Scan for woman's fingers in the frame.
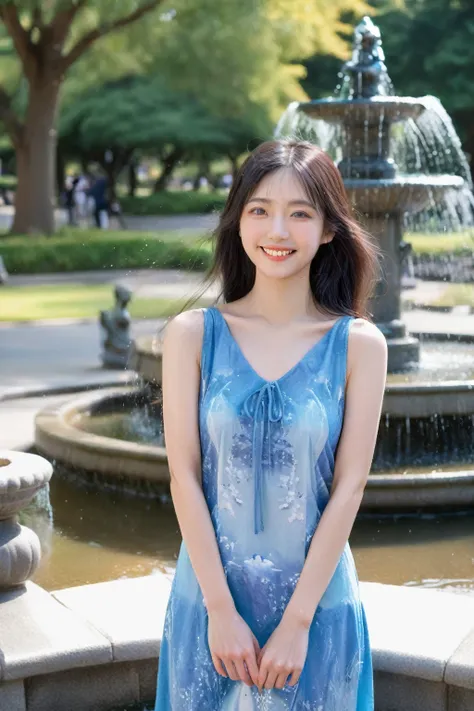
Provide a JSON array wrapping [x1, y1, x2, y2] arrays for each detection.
[[274, 671, 290, 689], [288, 667, 302, 687], [242, 651, 259, 687], [212, 654, 227, 678], [257, 663, 268, 693], [263, 666, 279, 690], [224, 660, 240, 682], [233, 658, 253, 687]]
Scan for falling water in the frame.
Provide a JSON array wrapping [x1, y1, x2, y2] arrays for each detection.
[[275, 42, 474, 236], [275, 101, 341, 162]]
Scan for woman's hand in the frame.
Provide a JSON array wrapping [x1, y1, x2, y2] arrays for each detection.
[[208, 604, 261, 687], [256, 612, 309, 691]]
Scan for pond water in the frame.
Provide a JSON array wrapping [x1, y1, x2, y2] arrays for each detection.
[[30, 476, 474, 596]]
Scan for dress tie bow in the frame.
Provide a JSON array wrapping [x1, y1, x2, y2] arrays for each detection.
[[243, 381, 285, 534]]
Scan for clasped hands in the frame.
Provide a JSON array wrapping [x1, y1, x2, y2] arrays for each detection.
[[208, 606, 309, 692]]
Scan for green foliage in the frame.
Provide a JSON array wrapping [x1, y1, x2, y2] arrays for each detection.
[[376, 0, 474, 111], [120, 191, 228, 216], [407, 230, 474, 256], [0, 174, 16, 189], [0, 229, 212, 274], [113, 0, 372, 125], [59, 75, 267, 160]]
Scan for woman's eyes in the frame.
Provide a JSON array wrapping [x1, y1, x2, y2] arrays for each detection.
[[249, 207, 310, 218]]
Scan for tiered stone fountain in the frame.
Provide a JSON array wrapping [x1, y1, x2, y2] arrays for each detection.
[[35, 17, 474, 512], [294, 16, 463, 372]]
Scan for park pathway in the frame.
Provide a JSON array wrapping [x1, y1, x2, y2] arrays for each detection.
[[0, 205, 218, 233]]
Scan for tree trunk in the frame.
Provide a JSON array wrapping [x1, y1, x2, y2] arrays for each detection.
[[229, 154, 240, 181], [11, 78, 60, 235], [98, 148, 133, 203], [154, 148, 183, 192], [56, 148, 65, 199], [128, 160, 137, 197]]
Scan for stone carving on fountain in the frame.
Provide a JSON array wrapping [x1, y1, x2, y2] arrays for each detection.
[[294, 16, 464, 372], [99, 285, 133, 369], [0, 452, 52, 590]]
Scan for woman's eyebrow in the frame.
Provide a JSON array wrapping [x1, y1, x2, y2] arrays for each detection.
[[247, 197, 316, 208]]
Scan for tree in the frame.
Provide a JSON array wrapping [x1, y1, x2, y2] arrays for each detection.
[[59, 75, 272, 194], [374, 0, 474, 176], [141, 0, 372, 125], [1, 0, 372, 234], [0, 1, 162, 234]]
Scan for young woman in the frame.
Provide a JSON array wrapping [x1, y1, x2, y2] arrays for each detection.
[[155, 140, 387, 711]]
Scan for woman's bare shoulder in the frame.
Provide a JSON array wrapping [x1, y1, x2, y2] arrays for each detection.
[[348, 317, 387, 361], [163, 308, 207, 353]]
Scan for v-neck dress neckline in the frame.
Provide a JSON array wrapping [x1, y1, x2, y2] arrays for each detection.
[[210, 306, 349, 385]]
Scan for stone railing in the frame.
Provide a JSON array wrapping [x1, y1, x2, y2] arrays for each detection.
[[1, 451, 473, 711], [0, 575, 473, 711]]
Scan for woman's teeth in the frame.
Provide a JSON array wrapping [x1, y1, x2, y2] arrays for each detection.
[[261, 247, 294, 257]]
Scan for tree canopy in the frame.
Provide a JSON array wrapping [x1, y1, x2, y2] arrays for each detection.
[[0, 0, 379, 233], [0, 0, 163, 233]]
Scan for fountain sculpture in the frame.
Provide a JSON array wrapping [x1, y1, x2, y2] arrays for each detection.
[[279, 16, 464, 372], [99, 285, 133, 369]]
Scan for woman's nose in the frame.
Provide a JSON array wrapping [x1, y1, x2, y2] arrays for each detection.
[[269, 217, 289, 240]]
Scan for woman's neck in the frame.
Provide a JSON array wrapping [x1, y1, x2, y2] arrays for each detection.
[[243, 270, 322, 326]]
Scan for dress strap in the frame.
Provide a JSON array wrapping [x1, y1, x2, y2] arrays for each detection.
[[320, 315, 354, 397], [200, 307, 217, 399]]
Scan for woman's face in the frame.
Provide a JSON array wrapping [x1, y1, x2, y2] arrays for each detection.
[[239, 168, 332, 280]]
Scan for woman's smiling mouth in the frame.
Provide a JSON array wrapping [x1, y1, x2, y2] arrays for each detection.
[[260, 246, 296, 261]]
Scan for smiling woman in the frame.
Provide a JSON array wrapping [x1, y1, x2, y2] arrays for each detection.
[[154, 140, 387, 711]]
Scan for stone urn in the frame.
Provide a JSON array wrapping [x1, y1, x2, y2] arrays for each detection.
[[0, 451, 53, 590]]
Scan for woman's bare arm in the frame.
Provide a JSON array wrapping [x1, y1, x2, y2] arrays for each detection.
[[283, 319, 387, 625], [162, 309, 232, 611], [162, 309, 260, 686], [256, 319, 387, 691]]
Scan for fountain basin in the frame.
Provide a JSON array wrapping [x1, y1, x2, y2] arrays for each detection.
[[298, 96, 426, 124], [35, 388, 168, 497], [345, 176, 464, 214], [385, 381, 474, 418], [131, 335, 474, 412], [35, 386, 474, 512]]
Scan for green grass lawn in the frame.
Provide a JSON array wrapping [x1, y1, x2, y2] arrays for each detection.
[[0, 284, 211, 321], [431, 283, 474, 308], [3, 279, 474, 322], [406, 230, 474, 254], [0, 226, 208, 244]]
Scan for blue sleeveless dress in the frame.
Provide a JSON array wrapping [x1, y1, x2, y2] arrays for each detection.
[[155, 307, 374, 711]]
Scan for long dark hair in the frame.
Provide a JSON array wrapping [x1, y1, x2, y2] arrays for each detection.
[[203, 139, 379, 318]]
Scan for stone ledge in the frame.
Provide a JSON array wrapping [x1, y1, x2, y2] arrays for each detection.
[[53, 574, 171, 663], [1, 576, 474, 711], [374, 670, 447, 711], [25, 661, 140, 711], [0, 680, 26, 711], [0, 582, 112, 682], [362, 582, 474, 682], [445, 626, 474, 691]]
